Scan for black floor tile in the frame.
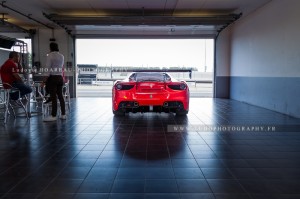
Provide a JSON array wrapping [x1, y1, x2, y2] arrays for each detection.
[[176, 179, 212, 193], [56, 167, 91, 179], [238, 179, 281, 194], [85, 168, 118, 180], [145, 193, 180, 199], [145, 168, 175, 179], [120, 158, 147, 168], [38, 193, 75, 199], [173, 168, 204, 179], [229, 168, 264, 179], [1, 193, 40, 199], [145, 179, 178, 193], [171, 158, 199, 168], [42, 179, 83, 193], [8, 177, 52, 194], [77, 179, 113, 193], [116, 167, 146, 179], [201, 168, 235, 179], [109, 193, 144, 199], [0, 167, 34, 178], [180, 193, 215, 199], [66, 158, 97, 167], [73, 193, 109, 199], [0, 177, 23, 194], [146, 159, 172, 168], [111, 179, 145, 193], [207, 179, 246, 193], [196, 158, 226, 168], [214, 193, 252, 199], [250, 194, 283, 199], [1, 98, 300, 197], [94, 158, 122, 168], [220, 158, 251, 168]]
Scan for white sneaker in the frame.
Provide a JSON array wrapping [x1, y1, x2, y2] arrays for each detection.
[[43, 116, 57, 122], [60, 115, 67, 120]]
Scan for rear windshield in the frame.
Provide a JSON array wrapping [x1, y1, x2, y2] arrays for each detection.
[[130, 72, 170, 82]]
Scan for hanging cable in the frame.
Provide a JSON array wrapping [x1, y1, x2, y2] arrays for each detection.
[[43, 12, 73, 36], [0, 18, 30, 33], [1, 1, 53, 29]]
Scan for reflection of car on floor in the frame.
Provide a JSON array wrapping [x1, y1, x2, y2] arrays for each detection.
[[112, 72, 189, 116]]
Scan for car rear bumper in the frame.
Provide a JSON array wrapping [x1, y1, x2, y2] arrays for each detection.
[[113, 90, 189, 113], [116, 101, 187, 113]]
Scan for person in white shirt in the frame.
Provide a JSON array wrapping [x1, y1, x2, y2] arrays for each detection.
[[41, 42, 66, 122]]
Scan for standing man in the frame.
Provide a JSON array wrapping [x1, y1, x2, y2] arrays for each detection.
[[41, 42, 66, 122], [0, 51, 32, 100]]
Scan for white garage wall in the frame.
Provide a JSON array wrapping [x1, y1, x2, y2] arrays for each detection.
[[33, 29, 74, 68], [215, 27, 231, 98], [228, 0, 300, 118], [0, 49, 10, 66], [32, 28, 76, 97]]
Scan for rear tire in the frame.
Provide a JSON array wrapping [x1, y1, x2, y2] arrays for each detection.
[[113, 109, 125, 116], [176, 110, 188, 116]]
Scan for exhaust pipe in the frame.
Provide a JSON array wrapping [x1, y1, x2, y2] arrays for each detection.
[[134, 102, 139, 107], [163, 102, 168, 107]]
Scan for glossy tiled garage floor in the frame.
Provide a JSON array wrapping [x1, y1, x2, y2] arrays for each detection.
[[1, 98, 300, 199]]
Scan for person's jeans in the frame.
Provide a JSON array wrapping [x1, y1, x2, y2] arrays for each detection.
[[47, 75, 66, 117], [10, 82, 33, 100]]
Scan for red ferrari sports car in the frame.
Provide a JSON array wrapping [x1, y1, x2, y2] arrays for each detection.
[[112, 72, 189, 116]]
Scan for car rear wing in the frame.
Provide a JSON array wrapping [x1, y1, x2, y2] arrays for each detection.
[[111, 68, 192, 73], [111, 68, 193, 79]]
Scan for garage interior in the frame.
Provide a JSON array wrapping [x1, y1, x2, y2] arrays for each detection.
[[1, 0, 300, 198]]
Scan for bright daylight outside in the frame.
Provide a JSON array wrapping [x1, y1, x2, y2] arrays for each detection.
[[76, 39, 214, 97]]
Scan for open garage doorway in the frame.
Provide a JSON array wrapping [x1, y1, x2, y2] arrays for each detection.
[[75, 39, 214, 97]]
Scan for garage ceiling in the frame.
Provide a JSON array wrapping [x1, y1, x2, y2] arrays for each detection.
[[0, 0, 272, 38]]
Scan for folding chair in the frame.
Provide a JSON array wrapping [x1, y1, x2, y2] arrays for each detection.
[[0, 84, 10, 123], [0, 82, 29, 123], [38, 80, 70, 119], [63, 79, 71, 111]]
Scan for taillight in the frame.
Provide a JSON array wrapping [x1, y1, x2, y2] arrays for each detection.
[[115, 84, 134, 90], [168, 83, 187, 90], [116, 84, 122, 90], [179, 83, 187, 90]]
